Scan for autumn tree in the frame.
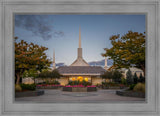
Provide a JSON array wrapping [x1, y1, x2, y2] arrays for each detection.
[[15, 37, 52, 84], [102, 31, 145, 75]]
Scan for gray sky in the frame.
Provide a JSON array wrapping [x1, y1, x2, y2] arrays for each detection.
[[14, 14, 145, 65]]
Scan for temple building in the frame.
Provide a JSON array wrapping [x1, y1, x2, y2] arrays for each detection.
[[56, 28, 107, 85], [22, 28, 144, 85]]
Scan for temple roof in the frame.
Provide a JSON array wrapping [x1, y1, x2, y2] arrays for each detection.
[[57, 66, 106, 75], [70, 56, 89, 66]]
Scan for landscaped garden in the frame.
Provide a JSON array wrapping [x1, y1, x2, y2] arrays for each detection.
[[15, 83, 44, 97], [100, 69, 127, 89], [116, 69, 145, 98]]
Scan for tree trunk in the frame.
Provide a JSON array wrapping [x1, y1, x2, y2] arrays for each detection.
[[16, 73, 20, 85]]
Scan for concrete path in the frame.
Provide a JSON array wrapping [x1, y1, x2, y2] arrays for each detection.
[[15, 89, 145, 103]]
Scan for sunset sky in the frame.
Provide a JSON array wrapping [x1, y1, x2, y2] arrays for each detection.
[[14, 14, 145, 65]]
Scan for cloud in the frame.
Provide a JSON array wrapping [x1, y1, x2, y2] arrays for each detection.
[[15, 15, 64, 40]]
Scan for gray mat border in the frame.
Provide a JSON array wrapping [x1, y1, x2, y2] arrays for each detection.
[[0, 0, 159, 116]]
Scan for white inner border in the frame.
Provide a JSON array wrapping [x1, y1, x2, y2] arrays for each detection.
[[0, 0, 159, 116]]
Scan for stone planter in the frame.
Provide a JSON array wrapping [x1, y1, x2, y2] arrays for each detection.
[[72, 87, 87, 92], [63, 87, 72, 92], [15, 90, 44, 98], [87, 87, 97, 92], [116, 90, 145, 98]]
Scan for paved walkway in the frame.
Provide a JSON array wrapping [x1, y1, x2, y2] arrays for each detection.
[[15, 89, 145, 103]]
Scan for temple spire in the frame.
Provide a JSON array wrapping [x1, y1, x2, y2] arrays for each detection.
[[79, 27, 81, 48], [70, 27, 89, 66], [53, 49, 56, 70]]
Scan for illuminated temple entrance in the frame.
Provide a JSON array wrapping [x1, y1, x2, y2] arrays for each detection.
[[69, 76, 91, 82]]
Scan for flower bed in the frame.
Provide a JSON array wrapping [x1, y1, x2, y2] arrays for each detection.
[[63, 85, 97, 92], [36, 84, 63, 89], [102, 84, 127, 89]]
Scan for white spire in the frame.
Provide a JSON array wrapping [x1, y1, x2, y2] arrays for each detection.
[[70, 27, 89, 66], [104, 57, 108, 70], [53, 49, 56, 70], [79, 27, 81, 48]]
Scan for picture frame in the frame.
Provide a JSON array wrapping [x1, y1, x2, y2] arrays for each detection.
[[0, 0, 159, 116]]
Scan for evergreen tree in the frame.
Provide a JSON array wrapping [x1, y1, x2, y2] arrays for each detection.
[[139, 73, 145, 83], [133, 72, 138, 84], [126, 69, 133, 85]]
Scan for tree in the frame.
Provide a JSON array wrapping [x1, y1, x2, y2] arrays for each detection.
[[38, 69, 61, 82], [138, 73, 145, 83], [50, 69, 61, 79], [15, 37, 52, 84], [121, 77, 127, 85], [112, 70, 122, 83], [102, 31, 145, 75], [101, 71, 113, 80], [133, 72, 138, 84], [101, 70, 122, 83], [23, 69, 38, 84], [37, 69, 50, 79], [126, 69, 133, 85]]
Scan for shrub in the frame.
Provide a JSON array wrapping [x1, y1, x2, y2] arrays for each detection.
[[119, 84, 125, 89], [15, 84, 22, 92], [68, 81, 73, 85], [129, 84, 136, 90], [104, 82, 119, 87], [96, 83, 101, 87], [121, 78, 127, 85], [82, 80, 87, 86], [102, 82, 120, 87], [20, 84, 36, 91], [109, 82, 118, 87], [133, 83, 145, 93], [46, 80, 49, 84], [67, 80, 91, 86], [102, 82, 106, 85], [53, 80, 60, 85]]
